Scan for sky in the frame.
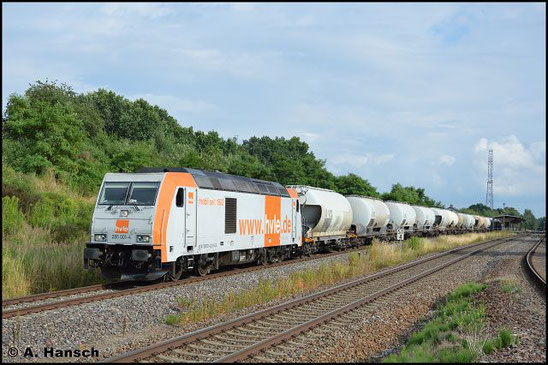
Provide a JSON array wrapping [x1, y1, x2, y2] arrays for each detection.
[[2, 3, 546, 217]]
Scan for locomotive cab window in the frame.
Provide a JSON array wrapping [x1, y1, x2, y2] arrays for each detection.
[[98, 182, 130, 205], [176, 188, 185, 207], [128, 183, 159, 205], [225, 198, 237, 233]]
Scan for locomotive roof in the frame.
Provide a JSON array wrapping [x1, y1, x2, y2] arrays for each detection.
[[136, 167, 290, 197]]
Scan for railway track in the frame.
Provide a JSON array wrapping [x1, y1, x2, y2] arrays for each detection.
[[525, 235, 546, 293], [103, 234, 523, 363], [1, 243, 375, 319]]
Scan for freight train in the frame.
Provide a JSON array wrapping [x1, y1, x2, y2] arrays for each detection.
[[84, 168, 493, 282]]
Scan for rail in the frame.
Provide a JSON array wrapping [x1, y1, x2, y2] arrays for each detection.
[[103, 234, 521, 363]]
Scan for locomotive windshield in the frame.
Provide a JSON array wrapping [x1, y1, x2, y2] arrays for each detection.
[[127, 182, 159, 205], [98, 182, 159, 206], [98, 182, 130, 205]]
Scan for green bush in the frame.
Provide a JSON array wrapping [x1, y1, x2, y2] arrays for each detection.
[[50, 223, 85, 243], [447, 282, 487, 301], [29, 198, 55, 228], [384, 343, 436, 363], [2, 166, 42, 214], [165, 314, 180, 325], [500, 279, 521, 294], [406, 236, 424, 250], [2, 196, 25, 237], [438, 347, 475, 363], [497, 328, 514, 348], [483, 339, 495, 354], [445, 332, 456, 343]]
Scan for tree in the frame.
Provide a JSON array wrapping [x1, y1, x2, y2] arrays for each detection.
[[335, 173, 379, 197], [522, 209, 538, 230], [537, 217, 546, 231], [3, 94, 86, 175], [381, 183, 443, 207]]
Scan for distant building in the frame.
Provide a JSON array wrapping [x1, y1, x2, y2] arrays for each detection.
[[447, 204, 459, 212], [493, 215, 523, 231]]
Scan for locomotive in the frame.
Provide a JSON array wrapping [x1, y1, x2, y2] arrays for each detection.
[[84, 167, 492, 282]]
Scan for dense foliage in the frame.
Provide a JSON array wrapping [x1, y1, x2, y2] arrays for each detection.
[[459, 203, 544, 231], [382, 183, 444, 208], [2, 81, 383, 198]]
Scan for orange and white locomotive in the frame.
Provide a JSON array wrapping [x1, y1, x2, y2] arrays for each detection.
[[85, 168, 302, 281]]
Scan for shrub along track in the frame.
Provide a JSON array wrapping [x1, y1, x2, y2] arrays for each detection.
[[2, 243, 379, 319], [525, 235, 546, 293], [102, 234, 523, 363]]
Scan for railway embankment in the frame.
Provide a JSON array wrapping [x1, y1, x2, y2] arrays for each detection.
[[1, 232, 530, 363], [373, 234, 546, 364]]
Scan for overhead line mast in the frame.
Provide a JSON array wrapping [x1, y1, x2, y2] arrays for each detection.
[[486, 149, 493, 209]]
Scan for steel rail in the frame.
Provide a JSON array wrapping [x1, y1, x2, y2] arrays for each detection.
[[216, 236, 510, 363], [2, 284, 106, 307], [103, 234, 520, 363], [1, 242, 374, 319], [525, 235, 546, 293]]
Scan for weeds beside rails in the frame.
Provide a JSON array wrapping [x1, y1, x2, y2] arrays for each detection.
[[167, 231, 513, 326], [383, 282, 519, 363], [2, 166, 102, 300]]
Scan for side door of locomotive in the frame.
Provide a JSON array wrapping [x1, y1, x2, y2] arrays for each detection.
[[185, 187, 197, 249], [292, 198, 300, 243], [171, 187, 187, 252]]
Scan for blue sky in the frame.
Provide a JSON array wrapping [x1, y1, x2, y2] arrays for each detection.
[[2, 3, 546, 216]]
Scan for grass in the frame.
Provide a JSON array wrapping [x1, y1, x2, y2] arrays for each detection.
[[2, 231, 103, 299], [167, 232, 512, 326], [2, 165, 102, 299], [383, 282, 519, 363], [500, 279, 521, 294]]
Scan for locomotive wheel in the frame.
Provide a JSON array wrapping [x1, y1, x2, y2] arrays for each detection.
[[171, 261, 184, 281], [196, 263, 209, 277], [257, 254, 268, 266]]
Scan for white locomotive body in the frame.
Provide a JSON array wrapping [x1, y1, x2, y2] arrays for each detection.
[[85, 168, 301, 281]]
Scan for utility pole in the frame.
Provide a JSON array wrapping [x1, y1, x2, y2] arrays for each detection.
[[486, 149, 493, 209]]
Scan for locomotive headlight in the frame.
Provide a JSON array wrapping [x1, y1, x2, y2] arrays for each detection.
[[137, 235, 151, 243], [94, 234, 107, 242]]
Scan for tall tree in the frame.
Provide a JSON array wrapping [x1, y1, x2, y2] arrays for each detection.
[[335, 173, 379, 197]]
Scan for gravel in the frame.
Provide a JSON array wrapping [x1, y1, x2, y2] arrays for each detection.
[[4, 235, 542, 364], [246, 235, 545, 363], [1, 248, 361, 363], [478, 236, 546, 363]]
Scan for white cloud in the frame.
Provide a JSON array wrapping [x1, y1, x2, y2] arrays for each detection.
[[432, 173, 444, 187], [371, 154, 395, 165], [439, 154, 456, 166], [473, 135, 545, 196], [129, 94, 216, 114], [170, 48, 281, 79], [229, 3, 256, 12], [101, 3, 174, 19], [331, 152, 394, 168], [300, 132, 320, 144]]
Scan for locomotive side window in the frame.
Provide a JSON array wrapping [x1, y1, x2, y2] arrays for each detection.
[[176, 188, 185, 207], [296, 201, 300, 212], [98, 182, 130, 205], [225, 198, 237, 233]]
